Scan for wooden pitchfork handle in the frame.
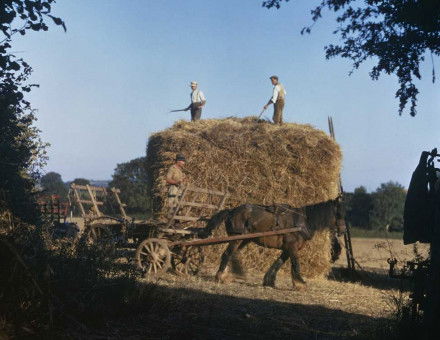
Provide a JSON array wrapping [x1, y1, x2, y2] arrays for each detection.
[[257, 108, 266, 119]]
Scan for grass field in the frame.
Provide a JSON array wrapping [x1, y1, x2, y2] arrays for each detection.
[[350, 227, 403, 240]]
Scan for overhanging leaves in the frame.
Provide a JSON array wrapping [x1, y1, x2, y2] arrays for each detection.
[[263, 0, 440, 116]]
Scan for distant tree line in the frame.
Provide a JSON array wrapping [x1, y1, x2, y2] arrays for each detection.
[[39, 173, 90, 197], [344, 181, 406, 231], [42, 164, 406, 228]]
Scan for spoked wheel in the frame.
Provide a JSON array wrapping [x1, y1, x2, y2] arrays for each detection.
[[84, 224, 116, 253], [172, 246, 205, 275], [135, 238, 171, 275]]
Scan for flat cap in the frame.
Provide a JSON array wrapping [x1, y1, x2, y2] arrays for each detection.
[[176, 154, 186, 161]]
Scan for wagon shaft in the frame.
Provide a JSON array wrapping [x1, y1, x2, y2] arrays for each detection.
[[170, 227, 303, 248]]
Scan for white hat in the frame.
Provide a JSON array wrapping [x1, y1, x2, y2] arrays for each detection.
[[190, 81, 198, 86]]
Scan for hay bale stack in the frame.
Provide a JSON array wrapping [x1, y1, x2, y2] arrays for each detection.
[[146, 117, 341, 278]]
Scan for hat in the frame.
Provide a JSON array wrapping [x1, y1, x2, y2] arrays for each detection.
[[269, 75, 279, 81], [190, 81, 198, 86], [176, 154, 186, 161]]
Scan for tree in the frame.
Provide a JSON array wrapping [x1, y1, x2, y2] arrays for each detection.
[[369, 181, 406, 230], [72, 178, 90, 186], [0, 1, 65, 222], [263, 0, 440, 116], [346, 186, 373, 229], [40, 172, 67, 198], [109, 157, 151, 214]]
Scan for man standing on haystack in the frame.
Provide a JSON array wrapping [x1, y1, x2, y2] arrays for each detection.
[[185, 81, 206, 121], [263, 75, 286, 125], [165, 154, 187, 219]]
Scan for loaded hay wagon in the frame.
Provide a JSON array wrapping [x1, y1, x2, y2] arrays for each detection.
[[73, 117, 346, 279], [144, 117, 344, 279]]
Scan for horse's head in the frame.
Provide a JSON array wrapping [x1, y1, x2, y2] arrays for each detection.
[[333, 195, 346, 236]]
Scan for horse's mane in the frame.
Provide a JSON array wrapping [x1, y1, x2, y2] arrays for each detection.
[[304, 199, 337, 231]]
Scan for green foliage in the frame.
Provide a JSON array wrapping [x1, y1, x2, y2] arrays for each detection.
[[370, 181, 406, 230], [0, 0, 65, 223], [350, 226, 403, 239], [109, 157, 151, 214], [345, 186, 373, 229], [72, 178, 90, 186], [345, 182, 406, 230], [263, 0, 440, 116], [40, 171, 68, 198]]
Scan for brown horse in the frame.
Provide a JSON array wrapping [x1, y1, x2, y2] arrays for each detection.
[[200, 198, 346, 289]]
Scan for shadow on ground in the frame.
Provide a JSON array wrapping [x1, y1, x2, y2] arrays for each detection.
[[328, 267, 411, 291], [87, 282, 390, 339]]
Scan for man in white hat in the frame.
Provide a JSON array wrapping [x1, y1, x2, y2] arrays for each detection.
[[185, 81, 206, 121], [263, 75, 286, 125]]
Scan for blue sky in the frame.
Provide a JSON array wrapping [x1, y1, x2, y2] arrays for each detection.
[[13, 0, 440, 192]]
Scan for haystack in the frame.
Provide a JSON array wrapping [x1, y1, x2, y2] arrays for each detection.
[[146, 117, 342, 278]]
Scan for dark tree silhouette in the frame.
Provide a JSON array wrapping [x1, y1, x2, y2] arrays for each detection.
[[40, 172, 68, 198], [0, 1, 65, 222], [345, 186, 373, 229], [72, 178, 90, 186], [369, 181, 406, 229], [263, 0, 440, 116], [109, 157, 151, 214]]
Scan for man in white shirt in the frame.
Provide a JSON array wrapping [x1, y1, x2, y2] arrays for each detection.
[[263, 75, 286, 125], [185, 81, 206, 121]]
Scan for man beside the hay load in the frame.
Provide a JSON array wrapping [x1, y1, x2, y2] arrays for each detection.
[[185, 81, 206, 121], [165, 154, 187, 219], [263, 75, 286, 125]]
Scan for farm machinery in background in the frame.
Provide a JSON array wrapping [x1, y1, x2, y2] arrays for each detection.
[[36, 194, 79, 239], [37, 194, 69, 223]]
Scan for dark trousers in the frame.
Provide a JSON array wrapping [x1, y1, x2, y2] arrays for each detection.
[[191, 108, 202, 121], [191, 102, 202, 121]]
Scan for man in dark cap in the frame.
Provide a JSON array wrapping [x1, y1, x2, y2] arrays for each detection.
[[263, 75, 286, 125], [165, 154, 187, 219]]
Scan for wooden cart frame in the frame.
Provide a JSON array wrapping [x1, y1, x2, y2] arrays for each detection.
[[70, 183, 130, 246], [69, 183, 305, 277]]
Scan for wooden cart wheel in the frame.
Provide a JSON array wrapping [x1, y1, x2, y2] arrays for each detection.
[[135, 238, 171, 274], [84, 224, 116, 253], [172, 246, 205, 275]]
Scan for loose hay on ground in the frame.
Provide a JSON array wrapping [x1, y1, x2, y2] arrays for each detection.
[[146, 117, 341, 278]]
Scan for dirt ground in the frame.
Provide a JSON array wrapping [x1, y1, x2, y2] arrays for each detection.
[[99, 237, 429, 339]]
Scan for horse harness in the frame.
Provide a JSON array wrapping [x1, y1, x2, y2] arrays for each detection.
[[262, 204, 309, 236]]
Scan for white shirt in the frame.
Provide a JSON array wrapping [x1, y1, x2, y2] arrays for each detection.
[[271, 84, 286, 103], [191, 89, 206, 103]]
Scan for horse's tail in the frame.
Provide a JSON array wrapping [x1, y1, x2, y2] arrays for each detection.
[[198, 209, 230, 238]]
